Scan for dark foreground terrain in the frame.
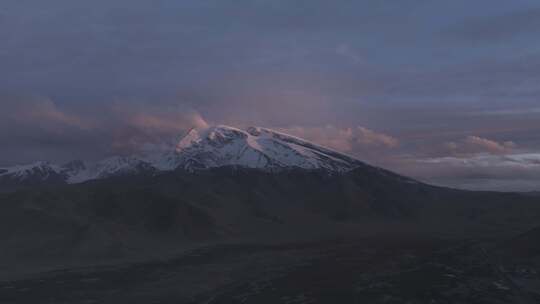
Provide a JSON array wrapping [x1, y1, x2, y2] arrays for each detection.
[[1, 234, 540, 304], [1, 168, 540, 303]]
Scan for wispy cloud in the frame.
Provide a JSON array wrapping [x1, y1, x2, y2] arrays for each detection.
[[413, 153, 540, 191], [335, 44, 363, 64], [4, 96, 92, 130], [441, 136, 516, 156], [473, 108, 540, 116], [109, 102, 208, 153], [277, 125, 398, 152], [275, 125, 399, 166], [0, 95, 207, 164]]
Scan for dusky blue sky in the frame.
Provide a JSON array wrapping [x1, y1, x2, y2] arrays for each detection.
[[2, 0, 540, 190]]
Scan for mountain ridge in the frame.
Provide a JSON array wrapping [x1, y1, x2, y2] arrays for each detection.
[[0, 125, 368, 189]]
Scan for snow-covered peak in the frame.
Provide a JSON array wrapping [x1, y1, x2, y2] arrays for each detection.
[[172, 125, 362, 172], [176, 125, 247, 151], [0, 161, 62, 181], [0, 157, 154, 185], [0, 125, 365, 187], [67, 156, 155, 184]]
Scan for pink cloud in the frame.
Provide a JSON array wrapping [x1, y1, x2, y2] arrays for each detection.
[[109, 103, 208, 153], [6, 97, 91, 130], [355, 127, 399, 148], [464, 136, 515, 154], [277, 125, 398, 153], [0, 95, 210, 157], [443, 136, 516, 156], [125, 112, 208, 134]]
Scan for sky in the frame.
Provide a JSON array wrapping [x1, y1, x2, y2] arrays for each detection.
[[1, 0, 540, 191]]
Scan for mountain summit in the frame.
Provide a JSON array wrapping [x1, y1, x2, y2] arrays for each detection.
[[0, 125, 364, 188], [172, 125, 362, 171]]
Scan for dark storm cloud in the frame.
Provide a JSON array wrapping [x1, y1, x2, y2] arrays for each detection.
[[1, 0, 540, 190]]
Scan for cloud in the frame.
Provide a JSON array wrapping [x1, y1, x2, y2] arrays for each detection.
[[2, 96, 91, 130], [0, 95, 207, 165], [410, 153, 540, 191], [277, 126, 355, 152], [367, 134, 531, 191], [355, 127, 399, 148], [440, 136, 515, 157], [0, 95, 104, 165], [109, 103, 208, 153], [473, 107, 540, 116], [464, 136, 515, 154], [275, 125, 398, 163], [335, 44, 363, 64], [1, 1, 540, 191]]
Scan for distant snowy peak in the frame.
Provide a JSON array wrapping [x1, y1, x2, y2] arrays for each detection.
[[0, 161, 64, 182], [172, 125, 363, 172], [0, 125, 365, 186], [67, 156, 155, 184], [0, 157, 154, 185]]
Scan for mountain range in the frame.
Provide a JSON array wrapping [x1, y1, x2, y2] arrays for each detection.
[[1, 126, 539, 246], [2, 125, 540, 303], [0, 125, 369, 191]]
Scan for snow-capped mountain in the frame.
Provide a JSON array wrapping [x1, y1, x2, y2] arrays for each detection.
[[171, 125, 363, 171], [0, 125, 364, 187], [0, 157, 154, 188], [66, 156, 156, 184], [0, 161, 66, 183]]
